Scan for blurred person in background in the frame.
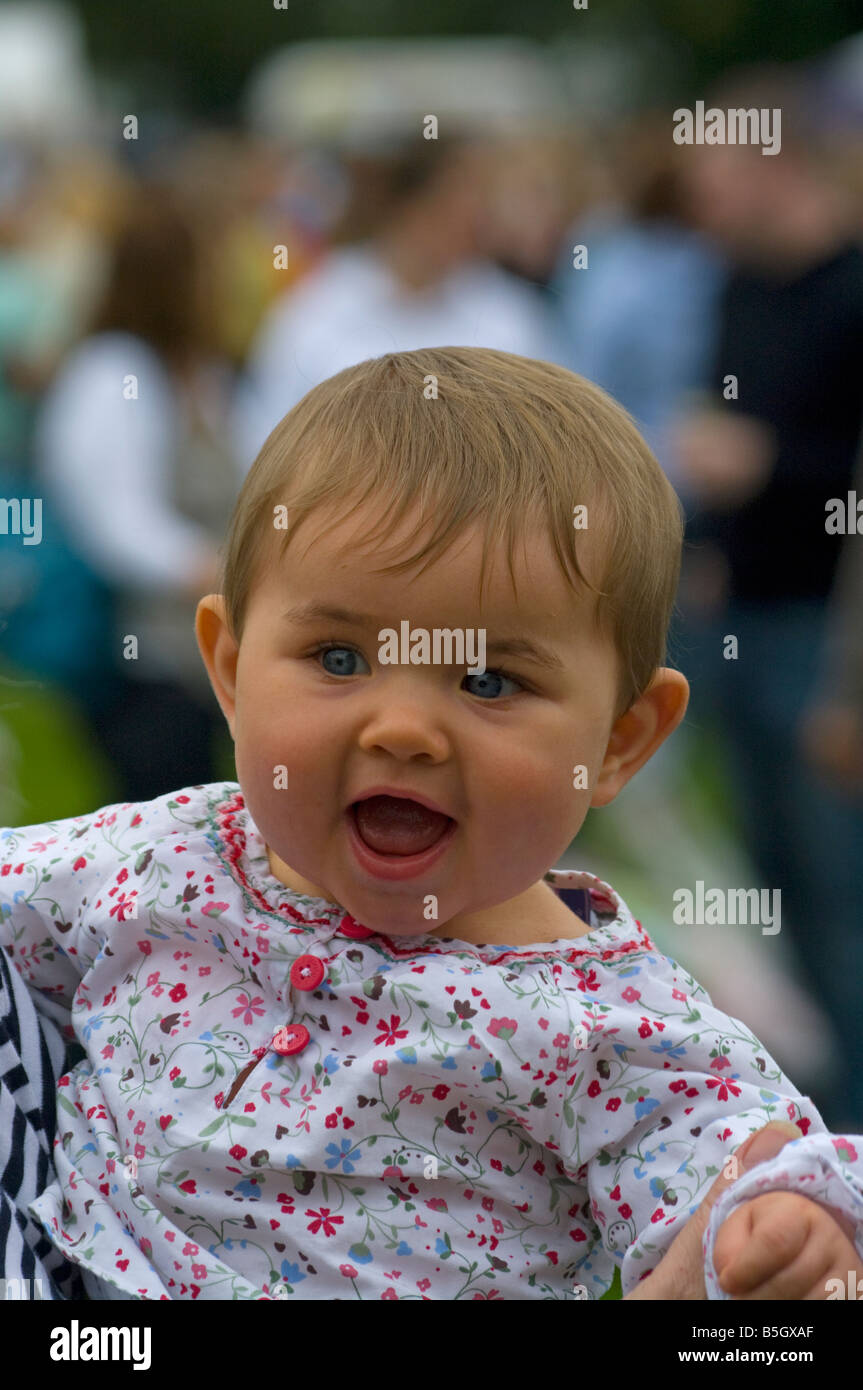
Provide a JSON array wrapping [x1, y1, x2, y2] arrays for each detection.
[[234, 133, 563, 464], [548, 112, 833, 1094], [551, 115, 725, 492], [799, 440, 863, 797], [0, 138, 119, 722], [675, 64, 863, 1130], [481, 131, 583, 288], [34, 178, 241, 802], [150, 131, 340, 368]]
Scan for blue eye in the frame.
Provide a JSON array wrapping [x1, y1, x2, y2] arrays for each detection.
[[462, 669, 524, 700], [311, 642, 525, 698], [314, 643, 371, 677]]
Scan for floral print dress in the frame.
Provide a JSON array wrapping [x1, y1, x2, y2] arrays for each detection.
[[1, 782, 861, 1300]]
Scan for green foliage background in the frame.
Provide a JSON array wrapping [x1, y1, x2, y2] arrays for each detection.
[[76, 0, 862, 120]]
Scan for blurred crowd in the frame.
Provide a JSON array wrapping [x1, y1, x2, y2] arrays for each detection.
[[1, 40, 863, 1127]]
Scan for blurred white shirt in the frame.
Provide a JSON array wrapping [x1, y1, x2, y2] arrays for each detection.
[[233, 243, 562, 469]]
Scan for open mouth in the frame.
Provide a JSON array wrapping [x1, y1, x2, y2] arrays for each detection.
[[350, 794, 456, 858]]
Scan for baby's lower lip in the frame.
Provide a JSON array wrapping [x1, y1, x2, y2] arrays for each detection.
[[344, 805, 457, 882]]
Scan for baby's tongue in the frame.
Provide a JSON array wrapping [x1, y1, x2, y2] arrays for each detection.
[[354, 795, 451, 856]]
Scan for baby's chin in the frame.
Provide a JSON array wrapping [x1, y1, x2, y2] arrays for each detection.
[[265, 844, 449, 938]]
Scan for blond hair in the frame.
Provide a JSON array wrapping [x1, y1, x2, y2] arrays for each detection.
[[220, 347, 684, 720]]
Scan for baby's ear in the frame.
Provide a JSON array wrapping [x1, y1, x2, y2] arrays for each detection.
[[590, 668, 689, 807], [195, 594, 238, 738]]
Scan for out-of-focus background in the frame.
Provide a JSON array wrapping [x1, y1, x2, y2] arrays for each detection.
[[1, 0, 863, 1129]]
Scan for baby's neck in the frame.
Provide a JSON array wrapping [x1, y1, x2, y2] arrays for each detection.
[[431, 880, 592, 946]]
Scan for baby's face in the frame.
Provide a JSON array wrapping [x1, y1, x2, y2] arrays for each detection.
[[206, 500, 625, 939]]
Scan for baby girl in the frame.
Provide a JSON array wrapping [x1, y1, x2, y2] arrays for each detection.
[[2, 347, 862, 1300]]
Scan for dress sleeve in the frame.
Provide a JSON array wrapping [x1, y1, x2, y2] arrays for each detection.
[[0, 801, 136, 1040], [553, 943, 863, 1298]]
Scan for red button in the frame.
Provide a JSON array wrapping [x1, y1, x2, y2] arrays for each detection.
[[272, 1024, 310, 1056], [337, 915, 375, 939], [290, 955, 325, 991]]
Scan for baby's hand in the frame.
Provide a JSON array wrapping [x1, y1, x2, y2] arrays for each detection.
[[714, 1192, 861, 1299]]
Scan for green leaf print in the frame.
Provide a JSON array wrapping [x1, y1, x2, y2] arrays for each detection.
[[198, 1115, 227, 1137]]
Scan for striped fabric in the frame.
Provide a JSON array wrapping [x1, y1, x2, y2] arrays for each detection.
[[0, 948, 85, 1299]]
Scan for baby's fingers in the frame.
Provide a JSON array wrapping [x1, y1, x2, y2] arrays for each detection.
[[716, 1194, 810, 1296]]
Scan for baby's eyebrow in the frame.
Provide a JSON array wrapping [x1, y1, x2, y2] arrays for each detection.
[[281, 601, 375, 628], [483, 637, 564, 672], [282, 602, 565, 672]]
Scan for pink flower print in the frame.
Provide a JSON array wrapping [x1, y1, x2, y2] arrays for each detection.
[[231, 993, 266, 1026], [374, 1015, 409, 1047], [307, 1208, 344, 1237], [146, 972, 160, 989], [710, 1055, 732, 1071], [138, 940, 152, 955], [191, 1264, 207, 1280], [373, 1059, 388, 1075], [229, 1145, 247, 1160], [340, 1264, 358, 1278], [101, 1045, 115, 1059], [832, 1136, 858, 1162], [169, 983, 187, 1003], [621, 987, 640, 1003], [111, 892, 138, 922], [169, 1067, 181, 1081], [672, 988, 687, 1001], [417, 1278, 431, 1292], [553, 1033, 569, 1049], [705, 1077, 741, 1103], [433, 1084, 449, 1100], [575, 968, 600, 993], [488, 1018, 518, 1041]]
